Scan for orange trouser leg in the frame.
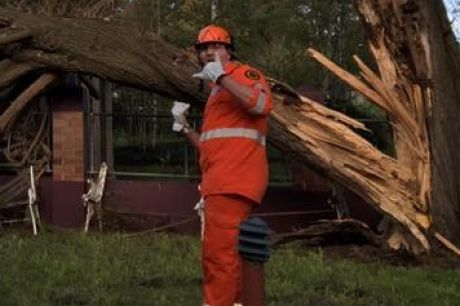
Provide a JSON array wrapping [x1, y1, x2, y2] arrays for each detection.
[[202, 194, 254, 306]]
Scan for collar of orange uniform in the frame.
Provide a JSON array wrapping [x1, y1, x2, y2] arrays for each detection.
[[224, 61, 240, 75], [208, 61, 240, 89]]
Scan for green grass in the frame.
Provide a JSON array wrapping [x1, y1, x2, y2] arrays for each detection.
[[267, 247, 460, 306], [1, 231, 459, 306]]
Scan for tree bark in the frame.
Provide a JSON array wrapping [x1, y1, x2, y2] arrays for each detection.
[[0, 8, 206, 102], [0, 5, 458, 253], [419, 0, 460, 243]]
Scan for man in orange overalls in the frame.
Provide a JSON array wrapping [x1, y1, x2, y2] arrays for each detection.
[[171, 25, 273, 306]]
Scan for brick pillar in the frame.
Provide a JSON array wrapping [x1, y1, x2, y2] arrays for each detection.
[[53, 98, 84, 182], [47, 81, 86, 228]]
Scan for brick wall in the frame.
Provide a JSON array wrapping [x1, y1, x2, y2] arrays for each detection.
[[52, 87, 85, 182]]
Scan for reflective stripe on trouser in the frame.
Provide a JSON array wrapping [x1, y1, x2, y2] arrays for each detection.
[[202, 194, 254, 306], [200, 128, 266, 146]]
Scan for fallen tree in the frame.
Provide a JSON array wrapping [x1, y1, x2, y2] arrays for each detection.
[[0, 0, 459, 254]]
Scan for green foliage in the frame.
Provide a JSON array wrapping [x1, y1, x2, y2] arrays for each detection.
[[216, 0, 369, 90], [1, 232, 460, 306], [121, 0, 369, 91], [122, 0, 211, 47]]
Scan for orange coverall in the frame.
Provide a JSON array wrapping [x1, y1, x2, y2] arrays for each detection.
[[199, 61, 273, 306]]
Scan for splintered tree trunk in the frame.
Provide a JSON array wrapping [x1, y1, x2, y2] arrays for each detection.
[[305, 0, 460, 252], [351, 0, 460, 249], [0, 4, 459, 253]]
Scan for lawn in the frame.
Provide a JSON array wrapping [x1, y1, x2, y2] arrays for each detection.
[[1, 230, 459, 306]]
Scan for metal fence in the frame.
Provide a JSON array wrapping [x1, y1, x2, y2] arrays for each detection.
[[0, 109, 392, 186]]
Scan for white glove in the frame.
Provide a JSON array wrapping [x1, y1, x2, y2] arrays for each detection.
[[192, 53, 226, 83], [171, 101, 190, 132]]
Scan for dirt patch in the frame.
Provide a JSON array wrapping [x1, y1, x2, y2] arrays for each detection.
[[273, 219, 460, 270]]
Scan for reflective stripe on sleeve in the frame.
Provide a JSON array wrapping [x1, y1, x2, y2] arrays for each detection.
[[200, 128, 266, 146], [248, 92, 267, 115], [248, 83, 267, 115]]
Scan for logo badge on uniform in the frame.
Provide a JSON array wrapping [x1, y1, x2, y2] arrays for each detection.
[[244, 69, 261, 81]]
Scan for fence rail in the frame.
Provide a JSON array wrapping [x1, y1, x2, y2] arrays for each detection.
[[0, 111, 391, 186]]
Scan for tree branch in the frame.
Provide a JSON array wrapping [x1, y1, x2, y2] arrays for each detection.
[[0, 73, 58, 133], [307, 48, 390, 113], [0, 27, 30, 45], [0, 60, 36, 89]]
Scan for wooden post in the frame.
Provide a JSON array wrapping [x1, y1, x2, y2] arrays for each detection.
[[239, 217, 271, 306], [241, 260, 266, 306]]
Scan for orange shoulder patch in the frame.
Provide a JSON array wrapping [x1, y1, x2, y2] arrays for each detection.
[[244, 69, 261, 81]]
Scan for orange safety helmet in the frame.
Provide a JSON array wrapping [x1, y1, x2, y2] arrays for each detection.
[[195, 25, 233, 49]]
